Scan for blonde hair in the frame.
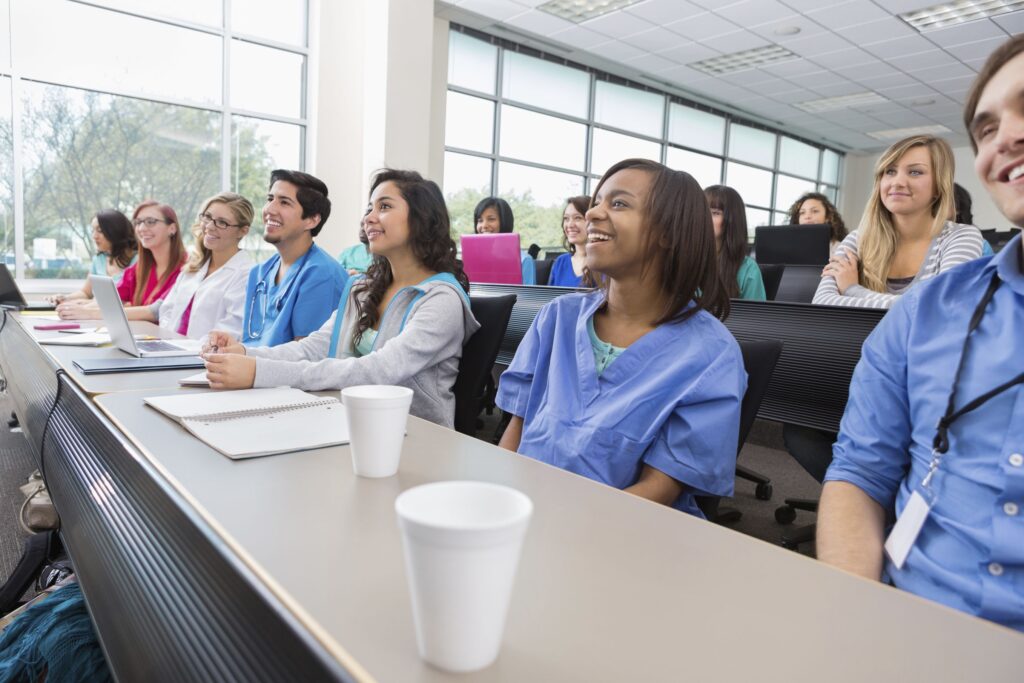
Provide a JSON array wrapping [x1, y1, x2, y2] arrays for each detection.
[[855, 135, 954, 292], [187, 192, 254, 273]]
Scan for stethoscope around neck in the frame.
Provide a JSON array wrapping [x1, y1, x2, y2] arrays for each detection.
[[246, 248, 313, 339]]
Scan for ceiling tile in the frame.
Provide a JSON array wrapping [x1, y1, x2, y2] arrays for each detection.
[[455, 0, 527, 20], [592, 39, 648, 61], [700, 29, 770, 53], [721, 68, 777, 86], [811, 80, 870, 97], [749, 14, 828, 42], [810, 47, 877, 70], [875, 83, 937, 99], [805, 1, 891, 30], [657, 65, 714, 84], [893, 49, 959, 72], [624, 0, 706, 24], [862, 34, 935, 59], [784, 31, 854, 58], [770, 86, 820, 101], [840, 16, 917, 45], [550, 25, 616, 50], [761, 58, 826, 77], [666, 11, 739, 40], [992, 11, 1024, 34], [689, 0, 747, 9], [925, 19, 1009, 48], [880, 0, 945, 12], [791, 69, 846, 88], [621, 27, 691, 52], [658, 41, 719, 63], [857, 72, 920, 89], [581, 9, 657, 37], [745, 77, 793, 95], [626, 52, 680, 73], [929, 74, 978, 91], [780, 0, 852, 11], [833, 60, 899, 81], [714, 0, 793, 26], [503, 9, 576, 35], [944, 36, 1010, 62], [907, 62, 975, 84]]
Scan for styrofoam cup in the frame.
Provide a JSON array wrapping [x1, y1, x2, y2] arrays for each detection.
[[341, 385, 413, 478], [395, 481, 533, 673]]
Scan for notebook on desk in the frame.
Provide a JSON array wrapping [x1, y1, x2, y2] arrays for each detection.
[[144, 387, 350, 459], [73, 356, 206, 374]]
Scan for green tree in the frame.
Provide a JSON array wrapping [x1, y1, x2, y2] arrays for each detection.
[[445, 186, 565, 252]]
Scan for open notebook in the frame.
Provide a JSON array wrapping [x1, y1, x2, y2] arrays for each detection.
[[144, 387, 349, 459]]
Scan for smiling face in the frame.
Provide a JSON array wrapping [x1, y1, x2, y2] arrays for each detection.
[[201, 201, 248, 253], [562, 202, 586, 246], [879, 145, 936, 218], [134, 206, 175, 252], [263, 180, 317, 246], [584, 168, 652, 279], [798, 198, 827, 224], [971, 51, 1024, 228], [475, 206, 501, 234], [364, 180, 412, 258], [710, 207, 724, 239], [91, 218, 111, 253]]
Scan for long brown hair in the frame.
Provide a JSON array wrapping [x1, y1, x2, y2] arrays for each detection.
[[786, 191, 847, 244], [705, 185, 747, 299], [592, 159, 729, 323], [351, 169, 469, 349], [94, 209, 137, 269], [131, 200, 186, 306]]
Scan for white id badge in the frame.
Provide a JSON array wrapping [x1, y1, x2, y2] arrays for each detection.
[[884, 491, 932, 570]]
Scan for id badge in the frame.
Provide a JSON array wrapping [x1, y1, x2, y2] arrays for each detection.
[[884, 490, 932, 570]]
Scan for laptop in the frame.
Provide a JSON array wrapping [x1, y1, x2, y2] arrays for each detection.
[[460, 233, 523, 285], [0, 264, 55, 311], [91, 274, 202, 357], [754, 224, 831, 266]]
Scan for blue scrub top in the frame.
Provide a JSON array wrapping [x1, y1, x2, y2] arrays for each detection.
[[242, 243, 347, 347], [521, 253, 536, 285], [548, 253, 583, 288], [497, 290, 746, 517]]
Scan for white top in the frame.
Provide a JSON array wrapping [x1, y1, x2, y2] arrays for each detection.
[[153, 250, 253, 339]]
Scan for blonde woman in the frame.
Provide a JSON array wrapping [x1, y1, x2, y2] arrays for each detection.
[[812, 135, 983, 309]]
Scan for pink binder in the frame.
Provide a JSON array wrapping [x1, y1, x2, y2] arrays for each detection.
[[460, 233, 523, 285]]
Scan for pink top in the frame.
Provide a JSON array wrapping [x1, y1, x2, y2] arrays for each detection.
[[116, 260, 184, 306]]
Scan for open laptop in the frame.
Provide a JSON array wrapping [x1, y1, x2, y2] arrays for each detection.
[[460, 233, 523, 285], [91, 274, 202, 357], [0, 264, 54, 311], [754, 224, 831, 266]]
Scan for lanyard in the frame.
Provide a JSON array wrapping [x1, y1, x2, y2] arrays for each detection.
[[922, 272, 1024, 490], [247, 248, 313, 340]]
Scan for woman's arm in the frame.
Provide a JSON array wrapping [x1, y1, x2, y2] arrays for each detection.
[[935, 223, 984, 274], [812, 235, 899, 309], [624, 466, 684, 506], [498, 415, 523, 452]]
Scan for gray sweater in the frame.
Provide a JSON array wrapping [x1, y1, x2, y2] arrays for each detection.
[[247, 276, 480, 428]]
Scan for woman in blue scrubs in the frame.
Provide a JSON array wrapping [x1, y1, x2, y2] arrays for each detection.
[[497, 159, 746, 517], [705, 185, 765, 300], [547, 195, 591, 288], [473, 197, 536, 285]]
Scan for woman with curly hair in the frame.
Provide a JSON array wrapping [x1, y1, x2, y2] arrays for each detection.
[[786, 191, 847, 256], [202, 169, 481, 429]]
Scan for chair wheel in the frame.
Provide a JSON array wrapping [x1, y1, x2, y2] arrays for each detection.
[[780, 539, 800, 551], [775, 506, 797, 524], [755, 482, 773, 501]]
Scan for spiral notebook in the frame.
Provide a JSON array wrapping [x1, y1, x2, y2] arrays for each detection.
[[144, 387, 349, 459]]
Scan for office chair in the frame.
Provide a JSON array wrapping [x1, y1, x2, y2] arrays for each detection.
[[758, 263, 785, 301], [699, 339, 783, 524], [452, 294, 516, 437], [773, 265, 822, 303], [534, 258, 554, 286]]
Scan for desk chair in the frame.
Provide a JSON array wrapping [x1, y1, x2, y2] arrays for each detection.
[[773, 265, 822, 303], [758, 264, 785, 301], [699, 339, 783, 524], [534, 259, 554, 286], [453, 294, 516, 437]]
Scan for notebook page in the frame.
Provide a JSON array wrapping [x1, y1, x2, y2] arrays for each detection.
[[145, 387, 326, 421]]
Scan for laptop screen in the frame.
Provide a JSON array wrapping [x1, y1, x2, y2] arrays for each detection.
[[460, 233, 523, 285], [0, 264, 28, 308]]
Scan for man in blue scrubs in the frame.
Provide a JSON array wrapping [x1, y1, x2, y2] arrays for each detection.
[[818, 34, 1024, 631], [242, 169, 347, 346]]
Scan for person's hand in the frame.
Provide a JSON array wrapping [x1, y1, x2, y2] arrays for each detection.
[[204, 353, 257, 390], [347, 268, 360, 276], [201, 330, 245, 357], [47, 293, 67, 305], [823, 252, 859, 294], [56, 301, 100, 320]]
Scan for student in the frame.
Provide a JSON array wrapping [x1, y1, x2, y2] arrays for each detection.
[[496, 159, 746, 517], [337, 220, 373, 275], [953, 182, 994, 256], [817, 34, 1024, 631], [56, 200, 186, 319], [241, 169, 347, 346], [705, 185, 765, 300], [473, 197, 536, 285], [548, 196, 590, 288], [786, 191, 847, 256], [812, 135, 984, 309], [52, 209, 137, 303], [145, 193, 254, 338], [202, 169, 480, 429]]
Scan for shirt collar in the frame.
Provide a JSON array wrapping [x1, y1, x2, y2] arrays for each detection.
[[990, 233, 1024, 296]]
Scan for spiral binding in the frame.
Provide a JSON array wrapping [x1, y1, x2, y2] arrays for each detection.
[[186, 397, 340, 424]]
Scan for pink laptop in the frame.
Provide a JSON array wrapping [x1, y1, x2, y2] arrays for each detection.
[[460, 233, 523, 285]]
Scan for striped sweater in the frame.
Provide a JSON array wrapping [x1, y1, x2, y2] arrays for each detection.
[[812, 221, 984, 309]]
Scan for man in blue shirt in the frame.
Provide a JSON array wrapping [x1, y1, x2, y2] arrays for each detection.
[[818, 34, 1024, 631], [242, 169, 347, 346]]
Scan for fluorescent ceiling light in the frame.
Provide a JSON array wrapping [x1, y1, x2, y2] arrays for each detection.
[[900, 0, 1024, 31], [794, 92, 888, 113], [689, 45, 798, 76], [866, 124, 952, 140], [538, 0, 644, 23]]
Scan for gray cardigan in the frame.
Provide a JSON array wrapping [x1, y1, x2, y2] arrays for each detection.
[[247, 275, 480, 428]]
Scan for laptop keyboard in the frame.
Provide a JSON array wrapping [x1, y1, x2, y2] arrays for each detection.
[[137, 340, 184, 353]]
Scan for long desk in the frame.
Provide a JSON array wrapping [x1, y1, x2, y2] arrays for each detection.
[[2, 307, 1023, 681]]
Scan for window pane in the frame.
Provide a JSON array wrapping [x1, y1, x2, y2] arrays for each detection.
[[821, 149, 841, 185], [0, 0, 9, 71], [590, 128, 660, 177], [594, 81, 663, 138], [500, 106, 586, 172], [0, 77, 12, 274], [728, 124, 776, 168], [666, 147, 722, 190], [445, 91, 493, 154], [448, 32, 496, 95], [232, 0, 306, 46], [746, 207, 771, 239], [774, 212, 789, 226], [775, 175, 816, 213], [668, 104, 724, 155], [779, 137, 819, 178], [725, 162, 772, 207], [231, 40, 305, 119], [90, 0, 222, 27], [498, 162, 583, 248], [819, 184, 838, 203], [14, 0, 222, 106], [444, 152, 491, 235], [21, 83, 221, 279], [502, 51, 589, 119]]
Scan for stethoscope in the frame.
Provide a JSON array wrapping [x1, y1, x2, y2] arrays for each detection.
[[246, 248, 313, 340]]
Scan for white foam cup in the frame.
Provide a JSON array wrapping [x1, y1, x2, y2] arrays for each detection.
[[341, 385, 413, 478], [395, 481, 533, 672]]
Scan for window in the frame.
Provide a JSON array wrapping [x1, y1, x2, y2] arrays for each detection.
[[448, 31, 497, 95], [668, 105, 724, 155], [500, 106, 586, 171], [729, 124, 776, 168], [443, 152, 491, 235], [594, 81, 663, 138], [502, 51, 588, 119], [446, 92, 494, 154], [779, 137, 819, 178], [590, 128, 660, 177], [666, 147, 722, 191], [774, 175, 817, 216], [1, 1, 310, 281], [726, 162, 772, 208], [497, 162, 583, 248]]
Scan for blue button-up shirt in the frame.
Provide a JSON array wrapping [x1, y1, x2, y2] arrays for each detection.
[[826, 234, 1024, 630]]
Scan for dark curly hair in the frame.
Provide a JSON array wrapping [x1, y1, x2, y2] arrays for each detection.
[[352, 169, 469, 349], [786, 191, 847, 244]]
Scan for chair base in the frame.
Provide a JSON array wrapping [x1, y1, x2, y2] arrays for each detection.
[[737, 465, 773, 501]]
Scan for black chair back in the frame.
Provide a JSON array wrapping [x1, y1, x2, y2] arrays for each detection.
[[453, 294, 517, 435], [534, 258, 554, 286], [774, 265, 822, 303], [758, 264, 785, 301], [737, 340, 783, 446]]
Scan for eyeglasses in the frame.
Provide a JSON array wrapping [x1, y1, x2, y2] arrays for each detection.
[[132, 217, 169, 228], [198, 212, 243, 231]]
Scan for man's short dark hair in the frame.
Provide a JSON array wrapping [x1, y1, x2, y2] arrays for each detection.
[[269, 169, 331, 237]]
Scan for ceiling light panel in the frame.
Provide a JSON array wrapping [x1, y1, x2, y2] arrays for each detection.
[[900, 0, 1024, 32], [794, 92, 889, 113], [538, 0, 644, 23], [866, 124, 952, 140], [689, 44, 798, 76]]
